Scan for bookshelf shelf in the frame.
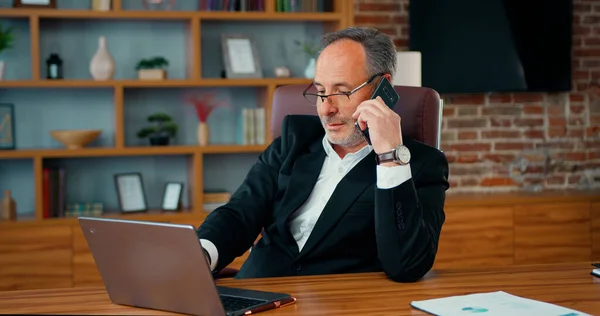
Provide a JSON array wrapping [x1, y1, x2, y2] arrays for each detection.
[[0, 0, 352, 224], [0, 80, 115, 88], [0, 9, 343, 22], [0, 145, 267, 159], [0, 208, 207, 227]]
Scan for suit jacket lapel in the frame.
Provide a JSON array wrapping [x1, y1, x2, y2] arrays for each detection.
[[297, 151, 376, 259], [275, 139, 326, 255]]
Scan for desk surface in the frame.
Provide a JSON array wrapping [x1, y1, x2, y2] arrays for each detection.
[[1, 262, 599, 315]]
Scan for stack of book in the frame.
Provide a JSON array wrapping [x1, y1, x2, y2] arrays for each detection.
[[203, 190, 231, 212], [42, 167, 65, 218], [241, 108, 266, 145], [65, 202, 104, 218]]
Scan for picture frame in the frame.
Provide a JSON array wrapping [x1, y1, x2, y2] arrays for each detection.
[[114, 172, 148, 213], [0, 104, 15, 150], [161, 182, 183, 211], [13, 0, 57, 8], [221, 34, 263, 79]]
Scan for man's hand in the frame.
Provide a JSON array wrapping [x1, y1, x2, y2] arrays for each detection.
[[353, 96, 403, 155]]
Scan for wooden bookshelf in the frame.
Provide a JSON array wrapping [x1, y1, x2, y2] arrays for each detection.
[[0, 0, 354, 224]]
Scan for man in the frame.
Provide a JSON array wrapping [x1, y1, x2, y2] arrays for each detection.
[[196, 27, 449, 282]]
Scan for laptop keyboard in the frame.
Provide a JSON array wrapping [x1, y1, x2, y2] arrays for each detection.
[[220, 294, 267, 312]]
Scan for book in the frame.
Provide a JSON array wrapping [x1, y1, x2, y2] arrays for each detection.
[[240, 107, 265, 145], [410, 291, 590, 316]]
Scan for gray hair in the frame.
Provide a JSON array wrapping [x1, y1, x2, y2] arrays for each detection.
[[321, 27, 397, 81]]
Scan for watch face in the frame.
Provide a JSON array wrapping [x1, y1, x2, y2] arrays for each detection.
[[395, 145, 411, 164]]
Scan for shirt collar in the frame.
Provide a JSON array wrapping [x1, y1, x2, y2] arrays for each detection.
[[321, 135, 373, 160]]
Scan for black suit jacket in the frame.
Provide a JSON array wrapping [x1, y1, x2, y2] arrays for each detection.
[[196, 114, 449, 282]]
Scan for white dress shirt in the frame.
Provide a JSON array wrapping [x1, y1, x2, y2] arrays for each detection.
[[201, 136, 412, 271]]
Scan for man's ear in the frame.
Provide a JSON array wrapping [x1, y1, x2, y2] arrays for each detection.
[[384, 73, 392, 82]]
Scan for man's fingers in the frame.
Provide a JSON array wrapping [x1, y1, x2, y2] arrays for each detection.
[[354, 100, 385, 119]]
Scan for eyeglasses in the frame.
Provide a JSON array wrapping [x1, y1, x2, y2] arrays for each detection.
[[302, 73, 385, 106]]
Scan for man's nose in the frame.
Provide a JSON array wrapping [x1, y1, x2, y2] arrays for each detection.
[[320, 97, 338, 114]]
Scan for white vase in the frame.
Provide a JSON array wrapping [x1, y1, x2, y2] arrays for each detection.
[[304, 57, 316, 79], [0, 61, 5, 80], [89, 36, 115, 80]]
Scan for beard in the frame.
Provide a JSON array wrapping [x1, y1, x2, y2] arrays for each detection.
[[320, 115, 365, 147]]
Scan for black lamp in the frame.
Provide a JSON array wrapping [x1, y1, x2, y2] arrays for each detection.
[[46, 53, 63, 79]]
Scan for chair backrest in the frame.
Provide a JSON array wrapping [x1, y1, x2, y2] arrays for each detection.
[[270, 84, 442, 148]]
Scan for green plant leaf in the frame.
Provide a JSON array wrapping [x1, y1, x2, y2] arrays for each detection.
[[0, 24, 15, 54], [136, 56, 169, 69], [148, 112, 173, 122], [136, 126, 157, 138], [138, 112, 178, 139]]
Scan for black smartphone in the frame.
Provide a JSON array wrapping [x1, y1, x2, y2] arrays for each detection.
[[355, 76, 400, 145]]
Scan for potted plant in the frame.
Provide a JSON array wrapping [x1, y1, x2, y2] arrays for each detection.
[[0, 23, 15, 81], [136, 112, 178, 146], [135, 56, 169, 80], [185, 92, 230, 146], [294, 39, 320, 78]]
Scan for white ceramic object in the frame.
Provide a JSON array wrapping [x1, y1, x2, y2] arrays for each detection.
[[89, 36, 115, 80], [274, 66, 290, 78], [304, 58, 315, 79]]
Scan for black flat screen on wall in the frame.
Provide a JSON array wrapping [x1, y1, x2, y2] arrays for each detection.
[[409, 0, 573, 94]]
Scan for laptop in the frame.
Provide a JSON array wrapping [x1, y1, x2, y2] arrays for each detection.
[[78, 216, 296, 316]]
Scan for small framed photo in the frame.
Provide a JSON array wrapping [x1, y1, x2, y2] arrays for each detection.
[[0, 104, 15, 150], [221, 34, 263, 79], [161, 182, 183, 211], [13, 0, 57, 8], [114, 172, 148, 213]]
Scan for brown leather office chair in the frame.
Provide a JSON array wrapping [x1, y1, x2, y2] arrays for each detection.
[[270, 84, 443, 148]]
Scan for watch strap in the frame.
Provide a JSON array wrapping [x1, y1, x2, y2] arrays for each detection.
[[376, 150, 396, 164]]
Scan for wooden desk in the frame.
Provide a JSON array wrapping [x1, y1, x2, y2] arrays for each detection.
[[1, 262, 599, 315]]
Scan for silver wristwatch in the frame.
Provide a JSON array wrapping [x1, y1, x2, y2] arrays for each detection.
[[375, 144, 411, 165]]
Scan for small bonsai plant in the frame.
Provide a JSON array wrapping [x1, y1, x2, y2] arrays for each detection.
[[136, 112, 178, 146], [135, 56, 169, 80]]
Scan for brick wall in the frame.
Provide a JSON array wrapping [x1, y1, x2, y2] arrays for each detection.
[[354, 0, 600, 193]]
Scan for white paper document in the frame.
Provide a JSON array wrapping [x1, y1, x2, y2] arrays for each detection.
[[411, 291, 590, 316]]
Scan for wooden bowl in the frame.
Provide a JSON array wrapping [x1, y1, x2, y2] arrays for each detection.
[[50, 129, 102, 149]]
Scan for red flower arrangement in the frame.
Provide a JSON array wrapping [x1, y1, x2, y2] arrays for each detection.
[[185, 92, 230, 123]]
